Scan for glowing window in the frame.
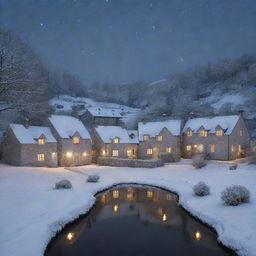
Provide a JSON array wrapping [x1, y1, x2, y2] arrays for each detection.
[[187, 130, 193, 136], [210, 144, 215, 153], [37, 154, 45, 161], [198, 144, 204, 152], [73, 137, 80, 144], [147, 148, 153, 155], [239, 130, 243, 136], [199, 130, 207, 137], [113, 137, 119, 143], [147, 190, 153, 198], [186, 145, 191, 151], [143, 135, 150, 141], [231, 145, 234, 152], [166, 147, 172, 153], [216, 130, 223, 136], [166, 194, 172, 201], [156, 135, 163, 141], [112, 150, 118, 157], [238, 145, 242, 152], [113, 190, 119, 198], [38, 138, 45, 145]]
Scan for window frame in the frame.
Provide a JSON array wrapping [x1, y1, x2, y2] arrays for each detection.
[[37, 153, 45, 161], [166, 147, 172, 153], [143, 135, 150, 141], [147, 148, 153, 155], [156, 135, 163, 141], [112, 149, 119, 157], [73, 136, 80, 144]]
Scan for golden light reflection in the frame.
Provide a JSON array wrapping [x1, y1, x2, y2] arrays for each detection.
[[113, 204, 119, 213], [101, 194, 106, 203], [127, 188, 134, 200], [147, 190, 153, 198], [195, 231, 202, 241], [113, 190, 119, 199], [162, 214, 167, 222], [66, 232, 74, 241]]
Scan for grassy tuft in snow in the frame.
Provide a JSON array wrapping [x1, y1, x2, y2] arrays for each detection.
[[193, 182, 210, 196]]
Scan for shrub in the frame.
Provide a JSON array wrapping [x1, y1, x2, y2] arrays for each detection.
[[55, 179, 72, 189], [87, 175, 100, 183], [229, 163, 238, 170], [159, 152, 175, 163], [192, 154, 207, 169], [221, 185, 250, 206], [193, 182, 210, 196]]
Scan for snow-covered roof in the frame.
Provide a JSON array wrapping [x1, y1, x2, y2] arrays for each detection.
[[95, 126, 138, 144], [87, 107, 122, 118], [49, 115, 91, 139], [183, 115, 240, 135], [138, 120, 181, 141], [9, 124, 57, 144]]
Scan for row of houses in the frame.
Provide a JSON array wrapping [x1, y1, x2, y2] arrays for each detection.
[[0, 108, 253, 167]]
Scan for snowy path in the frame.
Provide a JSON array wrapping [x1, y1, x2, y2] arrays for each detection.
[[0, 161, 255, 256]]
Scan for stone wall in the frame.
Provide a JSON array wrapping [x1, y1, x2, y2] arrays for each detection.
[[97, 157, 164, 168]]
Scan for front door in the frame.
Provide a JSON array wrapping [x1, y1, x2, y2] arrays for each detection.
[[152, 147, 159, 159]]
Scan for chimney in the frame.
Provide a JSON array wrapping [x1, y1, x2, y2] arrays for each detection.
[[23, 117, 30, 128]]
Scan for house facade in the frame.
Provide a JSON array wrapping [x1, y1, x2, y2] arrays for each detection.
[[92, 126, 138, 159], [182, 115, 251, 160], [80, 107, 123, 129], [47, 115, 92, 166], [2, 124, 58, 167], [138, 120, 182, 161]]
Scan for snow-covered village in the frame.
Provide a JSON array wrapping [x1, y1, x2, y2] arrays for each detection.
[[1, 1, 256, 256]]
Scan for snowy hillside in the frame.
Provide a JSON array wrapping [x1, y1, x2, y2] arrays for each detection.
[[50, 95, 140, 127]]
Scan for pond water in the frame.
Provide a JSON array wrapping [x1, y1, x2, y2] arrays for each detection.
[[45, 186, 231, 256]]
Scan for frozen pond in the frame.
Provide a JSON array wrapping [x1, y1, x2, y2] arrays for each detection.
[[45, 186, 231, 256]]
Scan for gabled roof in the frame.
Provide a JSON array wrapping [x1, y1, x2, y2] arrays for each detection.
[[95, 126, 138, 144], [87, 107, 122, 118], [138, 120, 181, 141], [182, 115, 240, 135], [48, 115, 91, 139], [9, 124, 56, 144]]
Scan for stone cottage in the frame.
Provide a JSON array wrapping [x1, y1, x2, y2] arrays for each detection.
[[138, 120, 182, 161], [2, 124, 58, 167], [47, 115, 92, 166], [92, 126, 138, 159], [80, 107, 123, 129], [182, 115, 251, 160]]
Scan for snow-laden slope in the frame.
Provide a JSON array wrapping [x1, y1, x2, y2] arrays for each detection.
[[50, 95, 140, 126], [0, 161, 256, 256]]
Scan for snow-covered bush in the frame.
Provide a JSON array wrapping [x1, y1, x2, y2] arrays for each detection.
[[55, 179, 72, 189], [221, 185, 250, 206], [229, 163, 238, 170], [159, 152, 175, 163], [87, 175, 100, 183], [192, 154, 207, 169], [193, 182, 210, 196]]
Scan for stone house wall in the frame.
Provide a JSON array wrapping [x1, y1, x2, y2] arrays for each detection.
[[138, 128, 181, 161]]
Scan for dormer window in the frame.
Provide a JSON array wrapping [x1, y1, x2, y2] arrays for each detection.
[[216, 130, 223, 136], [113, 137, 119, 144], [143, 135, 150, 141], [199, 130, 207, 137], [156, 135, 163, 141], [73, 137, 80, 144], [38, 138, 45, 145], [187, 130, 193, 137]]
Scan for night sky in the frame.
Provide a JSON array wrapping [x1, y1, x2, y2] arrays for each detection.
[[0, 0, 256, 84]]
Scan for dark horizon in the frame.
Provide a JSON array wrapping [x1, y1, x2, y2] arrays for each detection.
[[1, 0, 256, 85]]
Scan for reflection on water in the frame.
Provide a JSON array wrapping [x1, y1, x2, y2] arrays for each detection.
[[45, 186, 231, 256]]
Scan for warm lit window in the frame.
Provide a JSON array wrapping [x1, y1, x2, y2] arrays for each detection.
[[198, 144, 204, 152], [199, 130, 207, 137], [239, 130, 243, 136], [231, 145, 234, 152], [238, 145, 242, 152], [102, 149, 106, 156], [210, 144, 215, 153], [156, 135, 163, 141], [127, 149, 132, 157], [186, 145, 191, 151], [187, 130, 193, 136], [147, 190, 153, 198], [166, 194, 172, 201], [112, 150, 119, 157], [113, 137, 119, 143], [166, 147, 172, 153], [143, 135, 150, 141], [147, 148, 153, 155], [216, 130, 223, 136], [73, 137, 80, 144], [113, 190, 119, 198], [38, 138, 45, 145], [66, 151, 73, 157], [37, 154, 45, 161]]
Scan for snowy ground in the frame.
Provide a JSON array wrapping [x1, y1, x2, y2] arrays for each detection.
[[0, 160, 255, 256]]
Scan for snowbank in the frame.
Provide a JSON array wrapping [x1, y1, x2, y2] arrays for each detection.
[[0, 161, 255, 256]]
